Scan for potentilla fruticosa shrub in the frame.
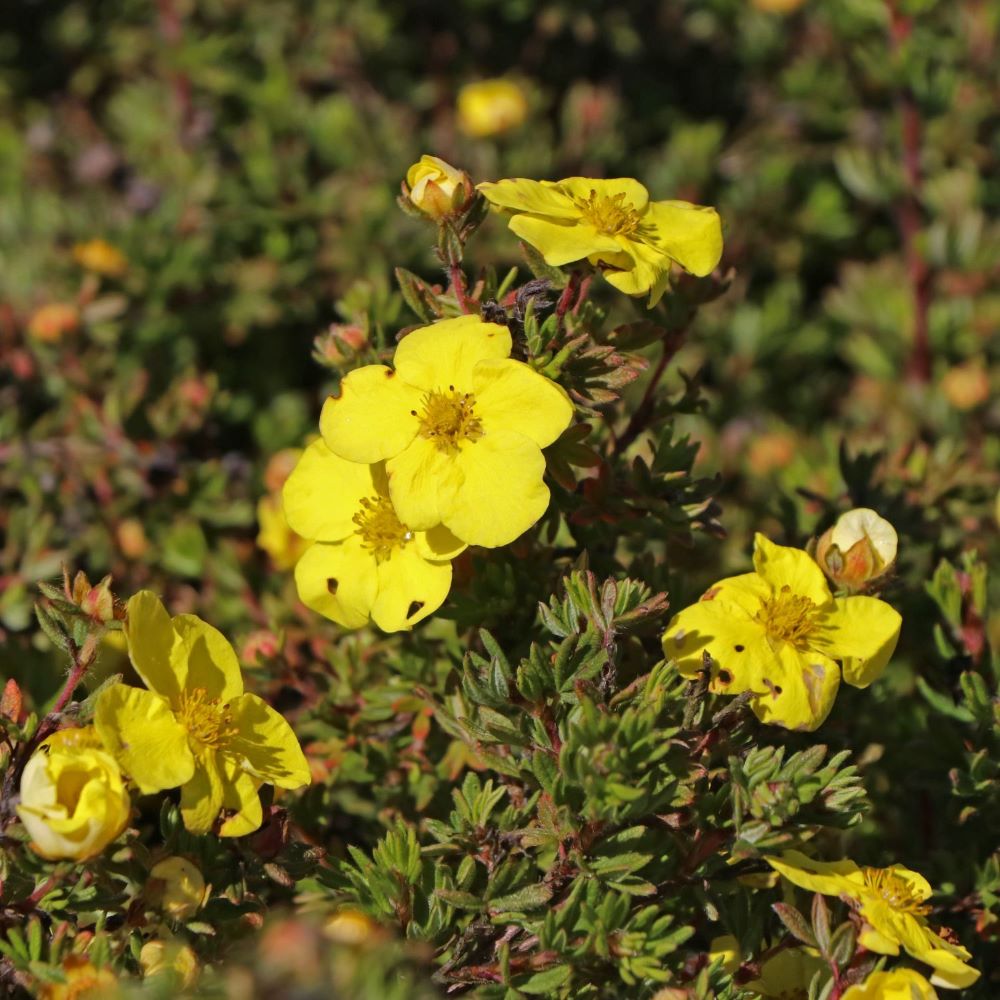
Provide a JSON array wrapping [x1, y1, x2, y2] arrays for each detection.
[[3, 135, 997, 1000]]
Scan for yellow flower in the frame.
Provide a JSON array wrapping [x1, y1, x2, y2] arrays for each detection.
[[284, 443, 463, 631], [319, 314, 574, 548], [766, 851, 980, 989], [149, 855, 206, 920], [257, 494, 309, 570], [404, 155, 472, 220], [324, 909, 382, 945], [457, 79, 528, 137], [17, 727, 130, 862], [72, 238, 128, 277], [842, 968, 939, 999], [816, 508, 898, 589], [39, 956, 119, 1000], [478, 176, 722, 305], [709, 935, 824, 997], [661, 534, 901, 730], [139, 939, 200, 989], [93, 592, 310, 837], [752, 0, 806, 12]]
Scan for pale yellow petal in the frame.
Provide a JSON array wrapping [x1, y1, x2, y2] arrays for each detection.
[[478, 177, 579, 217], [386, 436, 464, 532], [217, 763, 264, 838], [180, 753, 224, 835], [507, 214, 621, 266], [414, 523, 467, 562], [293, 537, 379, 630], [602, 239, 671, 300], [372, 545, 454, 632], [225, 693, 311, 789], [644, 199, 724, 276], [753, 534, 832, 606], [320, 365, 422, 464], [817, 596, 901, 688], [660, 598, 763, 683], [555, 176, 650, 213], [125, 591, 184, 702], [171, 614, 243, 702], [748, 646, 840, 732], [393, 316, 512, 392], [765, 851, 863, 898], [473, 358, 574, 447]]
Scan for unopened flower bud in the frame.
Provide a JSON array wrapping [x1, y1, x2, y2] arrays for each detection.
[[457, 79, 528, 138], [324, 909, 380, 946], [149, 856, 206, 920], [72, 238, 128, 278], [18, 727, 130, 862], [403, 155, 472, 221], [815, 508, 897, 588], [139, 939, 200, 988]]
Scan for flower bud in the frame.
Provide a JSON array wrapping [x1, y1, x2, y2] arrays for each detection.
[[402, 155, 472, 221], [149, 856, 206, 920], [72, 238, 128, 278], [139, 939, 200, 989], [815, 508, 898, 589], [28, 303, 79, 344], [17, 728, 130, 862], [323, 909, 380, 946], [457, 79, 528, 138]]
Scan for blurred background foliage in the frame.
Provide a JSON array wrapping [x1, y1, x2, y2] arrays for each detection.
[[1, 0, 999, 995]]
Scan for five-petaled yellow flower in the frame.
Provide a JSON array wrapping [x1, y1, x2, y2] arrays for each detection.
[[94, 592, 310, 837], [319, 315, 574, 548], [478, 176, 722, 306], [766, 851, 979, 990], [661, 533, 901, 731], [284, 442, 465, 631]]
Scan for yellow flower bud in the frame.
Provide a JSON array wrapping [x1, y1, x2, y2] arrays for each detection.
[[17, 727, 130, 862], [323, 909, 380, 946], [403, 155, 472, 221], [149, 856, 207, 920], [72, 238, 128, 278], [39, 955, 119, 1000], [139, 939, 200, 989], [815, 508, 898, 589], [457, 79, 528, 138]]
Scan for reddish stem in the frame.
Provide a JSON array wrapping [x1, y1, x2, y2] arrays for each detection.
[[449, 263, 471, 313], [613, 339, 676, 456], [50, 642, 92, 716]]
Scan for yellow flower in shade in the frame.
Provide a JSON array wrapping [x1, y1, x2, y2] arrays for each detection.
[[17, 727, 130, 862], [39, 956, 119, 1000], [709, 935, 824, 997], [815, 508, 898, 590], [457, 79, 528, 137], [257, 493, 309, 570], [93, 592, 310, 837], [139, 939, 200, 988], [766, 851, 980, 989], [319, 315, 574, 548], [72, 238, 128, 278], [404, 155, 472, 220], [149, 855, 206, 920], [284, 443, 463, 631], [478, 176, 722, 306], [842, 968, 939, 999], [661, 534, 901, 731]]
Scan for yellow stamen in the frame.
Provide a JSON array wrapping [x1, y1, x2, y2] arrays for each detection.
[[417, 388, 484, 453], [755, 587, 818, 648], [861, 868, 931, 916], [353, 495, 411, 561], [576, 190, 643, 237], [177, 687, 237, 749]]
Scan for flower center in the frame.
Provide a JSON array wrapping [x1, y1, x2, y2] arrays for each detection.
[[177, 687, 236, 749], [417, 388, 484, 453], [575, 190, 643, 237], [755, 587, 818, 647], [861, 868, 931, 916], [353, 495, 412, 561]]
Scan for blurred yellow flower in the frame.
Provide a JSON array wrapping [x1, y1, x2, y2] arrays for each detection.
[[709, 935, 824, 996], [72, 238, 128, 278], [39, 955, 119, 1000], [478, 175, 722, 305], [149, 855, 206, 919], [17, 727, 130, 862], [257, 493, 309, 570], [457, 79, 528, 137], [28, 303, 79, 343], [766, 851, 979, 989], [816, 508, 897, 590], [319, 315, 574, 548], [940, 359, 990, 411], [285, 443, 462, 631], [752, 0, 806, 12], [94, 591, 310, 836], [662, 533, 901, 730], [324, 909, 382, 945], [139, 939, 200, 988], [404, 155, 472, 220], [842, 968, 939, 999]]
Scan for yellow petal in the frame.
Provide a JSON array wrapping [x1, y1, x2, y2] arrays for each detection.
[[602, 239, 671, 301], [226, 693, 311, 788], [752, 534, 832, 606], [857, 925, 901, 956], [386, 436, 464, 532], [443, 429, 549, 547], [94, 685, 195, 794], [217, 764, 264, 838], [171, 614, 243, 702], [478, 177, 578, 217], [180, 753, 224, 835], [393, 316, 512, 392], [371, 544, 454, 631], [748, 646, 840, 732], [765, 850, 863, 898], [817, 596, 901, 688], [660, 598, 763, 682], [555, 176, 650, 213], [508, 214, 621, 266], [320, 365, 422, 464], [282, 440, 376, 542], [924, 949, 981, 989], [293, 537, 379, 630], [707, 572, 771, 615], [644, 200, 723, 276], [414, 523, 467, 562], [125, 591, 184, 702], [473, 358, 574, 447]]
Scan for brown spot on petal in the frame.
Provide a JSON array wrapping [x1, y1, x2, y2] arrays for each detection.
[[734, 644, 745, 652], [701, 587, 721, 602], [385, 369, 395, 378], [717, 669, 733, 685], [326, 578, 339, 595], [406, 600, 425, 620]]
